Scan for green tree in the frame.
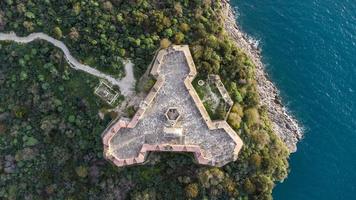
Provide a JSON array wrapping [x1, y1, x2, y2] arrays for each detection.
[[72, 2, 81, 15], [231, 103, 244, 117], [174, 2, 183, 16], [245, 88, 260, 107], [228, 112, 241, 129], [174, 32, 185, 44], [68, 27, 79, 41], [180, 23, 190, 32], [230, 82, 243, 103], [102, 1, 113, 12], [53, 27, 63, 39], [75, 166, 88, 178], [23, 21, 34, 31], [249, 153, 262, 169], [131, 188, 156, 200], [244, 108, 259, 127], [243, 178, 256, 194], [254, 175, 274, 194], [119, 48, 126, 57], [164, 28, 174, 38]]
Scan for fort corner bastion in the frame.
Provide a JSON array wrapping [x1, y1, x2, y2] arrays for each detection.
[[102, 45, 243, 167]]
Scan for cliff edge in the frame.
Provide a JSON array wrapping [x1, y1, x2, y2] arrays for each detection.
[[221, 0, 303, 152]]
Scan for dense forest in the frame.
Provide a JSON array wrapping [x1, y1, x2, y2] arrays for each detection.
[[0, 0, 289, 199]]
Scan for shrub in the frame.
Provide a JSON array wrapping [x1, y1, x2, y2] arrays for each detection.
[[143, 78, 155, 92], [53, 27, 63, 39], [223, 178, 237, 196], [75, 166, 88, 178], [251, 130, 270, 149], [249, 153, 262, 169], [174, 32, 185, 44], [160, 38, 171, 49], [174, 2, 183, 16], [198, 168, 225, 188], [126, 106, 136, 118], [229, 82, 243, 103], [231, 103, 244, 117], [180, 23, 190, 32], [244, 108, 260, 127], [185, 183, 199, 198], [102, 1, 113, 12], [228, 112, 241, 129], [245, 88, 260, 107], [254, 175, 274, 194], [243, 178, 256, 194], [131, 188, 156, 200], [216, 102, 227, 119], [68, 27, 79, 41], [164, 28, 174, 38]]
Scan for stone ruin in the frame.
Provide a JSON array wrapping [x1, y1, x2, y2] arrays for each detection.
[[94, 80, 119, 105]]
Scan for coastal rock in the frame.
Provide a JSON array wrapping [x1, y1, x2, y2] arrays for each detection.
[[221, 0, 303, 152]]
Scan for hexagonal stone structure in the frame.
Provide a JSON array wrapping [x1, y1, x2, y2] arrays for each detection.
[[165, 107, 181, 126]]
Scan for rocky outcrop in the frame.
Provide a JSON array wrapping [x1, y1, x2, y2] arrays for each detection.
[[221, 0, 303, 152]]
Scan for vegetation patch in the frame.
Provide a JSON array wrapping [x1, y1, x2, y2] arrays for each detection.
[[0, 0, 290, 199], [193, 77, 230, 120]]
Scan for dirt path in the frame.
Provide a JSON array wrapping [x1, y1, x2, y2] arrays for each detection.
[[0, 32, 135, 96]]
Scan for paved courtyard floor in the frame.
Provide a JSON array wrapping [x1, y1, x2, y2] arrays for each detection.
[[104, 46, 243, 167]]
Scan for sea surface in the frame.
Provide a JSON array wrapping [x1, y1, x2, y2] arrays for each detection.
[[230, 0, 356, 199]]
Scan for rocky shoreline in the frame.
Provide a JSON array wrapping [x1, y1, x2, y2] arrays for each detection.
[[221, 0, 303, 152]]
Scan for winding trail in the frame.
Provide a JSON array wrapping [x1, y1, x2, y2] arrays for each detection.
[[0, 32, 135, 96]]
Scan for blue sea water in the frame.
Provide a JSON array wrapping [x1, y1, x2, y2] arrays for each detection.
[[230, 0, 356, 199]]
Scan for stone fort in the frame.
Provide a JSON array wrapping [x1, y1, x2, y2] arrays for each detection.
[[102, 45, 243, 167]]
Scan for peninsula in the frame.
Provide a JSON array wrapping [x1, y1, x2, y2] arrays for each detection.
[[0, 0, 301, 199]]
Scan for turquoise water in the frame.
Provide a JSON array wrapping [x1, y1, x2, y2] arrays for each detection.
[[230, 0, 356, 199]]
